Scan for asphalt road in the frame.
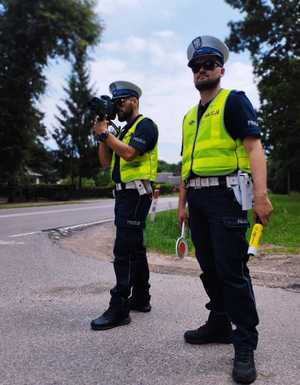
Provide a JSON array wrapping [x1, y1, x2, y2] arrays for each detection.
[[1, 199, 299, 385], [0, 196, 178, 240]]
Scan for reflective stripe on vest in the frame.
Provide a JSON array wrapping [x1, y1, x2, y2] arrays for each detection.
[[111, 115, 158, 183], [181, 89, 250, 182]]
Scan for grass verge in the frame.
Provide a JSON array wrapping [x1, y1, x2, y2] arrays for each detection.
[[145, 193, 300, 256]]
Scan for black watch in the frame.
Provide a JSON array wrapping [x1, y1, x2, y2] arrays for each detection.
[[97, 130, 109, 142]]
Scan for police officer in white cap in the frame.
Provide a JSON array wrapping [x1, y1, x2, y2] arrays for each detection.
[[178, 36, 273, 384], [91, 81, 158, 330]]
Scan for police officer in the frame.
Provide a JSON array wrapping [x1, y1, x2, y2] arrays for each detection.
[[91, 81, 158, 330], [178, 36, 273, 384]]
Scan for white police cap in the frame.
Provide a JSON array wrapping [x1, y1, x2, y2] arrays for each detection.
[[109, 81, 142, 100], [187, 35, 229, 67]]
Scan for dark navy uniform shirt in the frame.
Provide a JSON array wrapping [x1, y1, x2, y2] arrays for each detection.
[[112, 114, 158, 183], [222, 90, 261, 140], [182, 90, 261, 178]]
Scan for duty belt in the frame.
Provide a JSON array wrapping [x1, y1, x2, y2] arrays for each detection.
[[115, 181, 137, 191], [186, 175, 238, 189], [115, 180, 152, 195]]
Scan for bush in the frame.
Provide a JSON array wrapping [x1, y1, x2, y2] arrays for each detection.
[[0, 184, 113, 202], [95, 170, 112, 187], [81, 178, 96, 188], [156, 183, 177, 195], [60, 176, 96, 188]]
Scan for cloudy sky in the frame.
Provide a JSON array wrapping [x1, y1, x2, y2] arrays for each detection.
[[41, 0, 259, 163]]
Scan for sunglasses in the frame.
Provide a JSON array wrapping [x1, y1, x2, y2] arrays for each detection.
[[190, 59, 222, 74], [115, 97, 130, 106], [115, 96, 136, 106]]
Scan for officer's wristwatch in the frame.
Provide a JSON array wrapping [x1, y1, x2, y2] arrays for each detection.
[[97, 130, 109, 142]]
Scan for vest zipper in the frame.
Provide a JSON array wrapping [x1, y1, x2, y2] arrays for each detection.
[[188, 90, 222, 176], [189, 114, 200, 174], [190, 103, 207, 174]]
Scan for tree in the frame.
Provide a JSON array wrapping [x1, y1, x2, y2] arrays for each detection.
[[225, 0, 300, 193], [158, 160, 181, 174], [0, 0, 101, 201], [53, 46, 99, 188], [26, 140, 58, 184]]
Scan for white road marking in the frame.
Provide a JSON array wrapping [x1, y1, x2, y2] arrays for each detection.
[[9, 218, 114, 238], [9, 231, 41, 238], [0, 204, 114, 219], [0, 240, 25, 245], [55, 218, 113, 231]]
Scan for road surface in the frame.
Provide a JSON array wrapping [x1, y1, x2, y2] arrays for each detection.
[[0, 198, 299, 385]]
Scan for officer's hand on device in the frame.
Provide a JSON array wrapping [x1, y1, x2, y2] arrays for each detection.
[[253, 195, 273, 226], [92, 118, 108, 136]]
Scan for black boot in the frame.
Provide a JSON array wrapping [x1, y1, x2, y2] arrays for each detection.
[[91, 299, 131, 331], [129, 295, 151, 312], [184, 312, 232, 344], [129, 284, 151, 312], [232, 347, 257, 384]]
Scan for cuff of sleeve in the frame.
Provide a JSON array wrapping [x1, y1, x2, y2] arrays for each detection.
[[241, 133, 261, 140], [129, 140, 147, 155]]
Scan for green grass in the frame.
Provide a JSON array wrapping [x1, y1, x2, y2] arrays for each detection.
[[145, 193, 300, 256], [261, 193, 300, 248], [145, 210, 195, 255]]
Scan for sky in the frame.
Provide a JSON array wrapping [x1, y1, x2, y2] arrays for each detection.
[[41, 0, 259, 164]]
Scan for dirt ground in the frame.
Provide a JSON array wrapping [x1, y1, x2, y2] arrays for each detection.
[[56, 222, 300, 293]]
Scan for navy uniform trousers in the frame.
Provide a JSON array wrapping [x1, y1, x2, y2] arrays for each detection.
[[187, 185, 259, 350], [110, 188, 152, 308]]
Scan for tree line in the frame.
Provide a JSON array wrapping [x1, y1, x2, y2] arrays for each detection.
[[0, 0, 101, 201], [0, 0, 299, 203], [225, 0, 300, 193]]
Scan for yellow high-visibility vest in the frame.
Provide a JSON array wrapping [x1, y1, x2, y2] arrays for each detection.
[[181, 89, 250, 182], [111, 115, 158, 183]]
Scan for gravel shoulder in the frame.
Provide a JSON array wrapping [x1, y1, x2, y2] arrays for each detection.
[[58, 221, 300, 292]]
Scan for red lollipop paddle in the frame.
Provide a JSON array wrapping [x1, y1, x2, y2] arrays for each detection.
[[176, 221, 188, 258]]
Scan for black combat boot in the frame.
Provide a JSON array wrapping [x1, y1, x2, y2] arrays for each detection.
[[232, 346, 257, 384], [129, 288, 151, 312], [184, 312, 232, 344], [90, 298, 131, 331], [129, 295, 151, 312], [129, 284, 151, 312]]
